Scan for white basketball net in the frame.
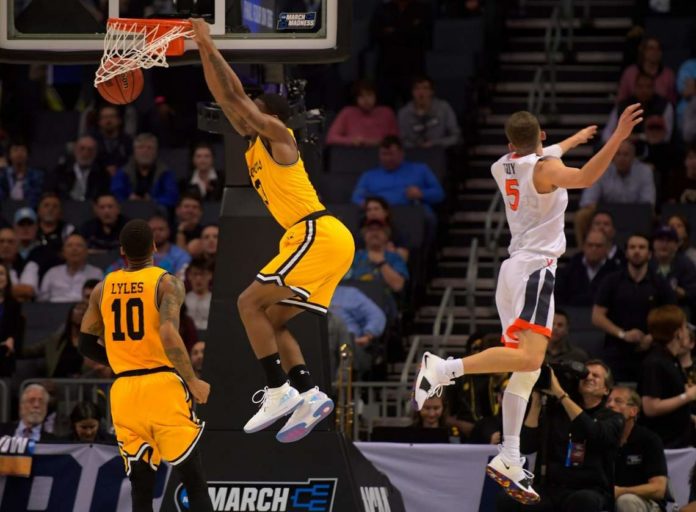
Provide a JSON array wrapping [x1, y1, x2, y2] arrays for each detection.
[[94, 20, 194, 86]]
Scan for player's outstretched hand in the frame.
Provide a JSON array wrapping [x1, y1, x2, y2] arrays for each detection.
[[613, 103, 643, 141], [574, 125, 598, 145], [189, 18, 211, 45], [189, 377, 211, 404]]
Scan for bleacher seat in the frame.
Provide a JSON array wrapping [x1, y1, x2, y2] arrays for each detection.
[[120, 200, 160, 220], [33, 111, 80, 145], [390, 205, 426, 249], [342, 279, 389, 313], [160, 147, 191, 181], [62, 200, 93, 228], [599, 203, 654, 247], [432, 18, 484, 55], [328, 147, 379, 174], [316, 173, 361, 204], [405, 147, 447, 182], [22, 302, 75, 348], [325, 203, 361, 237], [1, 199, 29, 224], [661, 203, 696, 242], [28, 142, 66, 173], [202, 202, 221, 225]]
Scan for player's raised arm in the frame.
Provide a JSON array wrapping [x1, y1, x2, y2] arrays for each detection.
[[551, 125, 598, 156], [158, 273, 211, 404], [78, 282, 110, 366], [190, 18, 292, 145], [535, 103, 643, 190]]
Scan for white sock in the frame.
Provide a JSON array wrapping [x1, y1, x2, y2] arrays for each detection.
[[501, 390, 528, 463], [443, 358, 464, 379]]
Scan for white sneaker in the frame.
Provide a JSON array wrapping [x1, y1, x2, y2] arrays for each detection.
[[413, 352, 455, 410], [243, 383, 303, 434], [276, 387, 334, 443], [486, 451, 540, 504]]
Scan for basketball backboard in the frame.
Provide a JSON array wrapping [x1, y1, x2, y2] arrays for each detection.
[[0, 0, 349, 64]]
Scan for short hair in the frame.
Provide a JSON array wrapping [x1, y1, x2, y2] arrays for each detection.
[[625, 233, 650, 248], [554, 308, 569, 324], [177, 191, 203, 208], [380, 135, 403, 149], [584, 228, 608, 245], [21, 383, 49, 403], [351, 80, 376, 99], [119, 219, 154, 260], [590, 209, 615, 225], [148, 213, 169, 224], [364, 196, 392, 219], [8, 138, 29, 153], [613, 386, 642, 412], [192, 141, 214, 157], [648, 304, 686, 346], [187, 257, 214, 274], [257, 93, 291, 124], [38, 191, 61, 205], [411, 75, 434, 88], [505, 111, 541, 153], [93, 192, 118, 205], [134, 132, 158, 147], [70, 401, 102, 424], [585, 359, 614, 390]]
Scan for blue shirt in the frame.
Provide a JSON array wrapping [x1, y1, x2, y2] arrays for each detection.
[[351, 161, 444, 211], [329, 286, 386, 338], [344, 250, 409, 283]]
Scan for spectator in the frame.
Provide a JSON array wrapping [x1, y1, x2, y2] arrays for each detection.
[[175, 192, 204, 249], [90, 105, 132, 175], [38, 234, 103, 303], [328, 284, 387, 378], [343, 219, 409, 315], [45, 135, 111, 202], [185, 258, 213, 330], [651, 225, 696, 316], [607, 386, 668, 512], [641, 305, 696, 448], [677, 57, 696, 134], [180, 142, 223, 201], [413, 395, 449, 430], [666, 143, 696, 203], [35, 192, 75, 255], [576, 141, 655, 244], [0, 384, 56, 441], [68, 402, 116, 444], [617, 37, 676, 105], [468, 381, 504, 446], [546, 310, 589, 364], [80, 193, 128, 252], [106, 214, 191, 276], [326, 80, 399, 147], [351, 136, 444, 232], [0, 140, 44, 207], [0, 227, 21, 283], [179, 303, 199, 353], [555, 229, 620, 307], [685, 94, 696, 144], [13, 207, 40, 269], [397, 76, 461, 148], [605, 73, 674, 143], [0, 263, 22, 377], [359, 196, 409, 261], [496, 361, 623, 512], [588, 210, 625, 266], [593, 234, 676, 382], [194, 223, 218, 267], [110, 133, 179, 208], [370, 0, 432, 106], [23, 301, 88, 377], [668, 214, 696, 267], [190, 340, 205, 379]]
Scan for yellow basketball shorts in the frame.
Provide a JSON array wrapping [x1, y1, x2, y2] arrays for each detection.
[[257, 214, 355, 314], [110, 370, 204, 475]]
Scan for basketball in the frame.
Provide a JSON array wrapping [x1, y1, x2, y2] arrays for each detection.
[[96, 66, 144, 105]]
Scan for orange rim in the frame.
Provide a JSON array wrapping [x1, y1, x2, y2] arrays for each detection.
[[106, 17, 193, 30], [105, 18, 192, 57]]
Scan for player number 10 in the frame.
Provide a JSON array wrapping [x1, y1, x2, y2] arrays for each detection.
[[111, 298, 145, 341], [505, 179, 520, 211]]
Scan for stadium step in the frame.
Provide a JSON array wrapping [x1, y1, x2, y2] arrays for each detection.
[[498, 51, 623, 64]]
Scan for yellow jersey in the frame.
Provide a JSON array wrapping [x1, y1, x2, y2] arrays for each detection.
[[100, 266, 171, 375], [245, 130, 325, 229]]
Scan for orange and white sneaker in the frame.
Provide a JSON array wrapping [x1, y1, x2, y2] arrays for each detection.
[[486, 451, 540, 505]]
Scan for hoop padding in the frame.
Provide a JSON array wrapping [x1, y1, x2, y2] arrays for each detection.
[[94, 18, 194, 86]]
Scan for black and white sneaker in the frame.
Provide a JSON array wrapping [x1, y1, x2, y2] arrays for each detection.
[[413, 351, 455, 410]]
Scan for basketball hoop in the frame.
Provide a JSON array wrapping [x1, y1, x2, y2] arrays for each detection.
[[94, 18, 194, 86]]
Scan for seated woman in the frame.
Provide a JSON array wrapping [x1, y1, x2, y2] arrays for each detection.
[[412, 395, 461, 443], [180, 142, 223, 202], [358, 196, 409, 261], [0, 263, 22, 378], [326, 80, 398, 147], [667, 214, 696, 267], [68, 401, 116, 444]]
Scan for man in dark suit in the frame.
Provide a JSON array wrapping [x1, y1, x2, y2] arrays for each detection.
[[45, 135, 110, 202], [0, 384, 56, 441]]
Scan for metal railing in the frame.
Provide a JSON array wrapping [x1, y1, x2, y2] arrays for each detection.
[[351, 381, 412, 440]]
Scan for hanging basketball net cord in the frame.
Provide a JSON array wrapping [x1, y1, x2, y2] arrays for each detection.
[[94, 18, 195, 86]]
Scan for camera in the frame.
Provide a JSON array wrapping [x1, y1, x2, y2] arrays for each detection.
[[535, 360, 589, 393], [285, 78, 325, 146]]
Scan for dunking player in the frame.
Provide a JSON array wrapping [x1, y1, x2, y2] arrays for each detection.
[[414, 104, 643, 503], [78, 219, 213, 512], [190, 19, 355, 443]]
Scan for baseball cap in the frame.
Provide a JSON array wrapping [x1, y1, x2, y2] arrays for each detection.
[[14, 207, 37, 224], [653, 225, 678, 242]]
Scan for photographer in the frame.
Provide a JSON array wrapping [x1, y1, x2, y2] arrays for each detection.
[[496, 360, 624, 512]]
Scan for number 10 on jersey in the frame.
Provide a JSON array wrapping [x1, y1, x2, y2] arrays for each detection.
[[505, 178, 520, 211]]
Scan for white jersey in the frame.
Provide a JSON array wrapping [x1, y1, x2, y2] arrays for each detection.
[[491, 146, 568, 259]]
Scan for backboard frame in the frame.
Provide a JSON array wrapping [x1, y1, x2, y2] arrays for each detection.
[[0, 0, 351, 64]]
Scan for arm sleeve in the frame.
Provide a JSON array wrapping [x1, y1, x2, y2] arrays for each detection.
[[78, 333, 109, 366], [418, 165, 445, 205], [433, 103, 461, 147], [19, 261, 39, 294], [325, 109, 351, 145], [656, 274, 678, 305], [638, 164, 656, 204], [110, 170, 129, 202], [569, 410, 623, 445], [579, 181, 601, 208], [640, 360, 663, 399], [387, 252, 410, 280], [643, 433, 668, 478], [678, 257, 696, 299], [593, 272, 617, 307], [37, 270, 52, 302], [397, 108, 416, 147], [356, 292, 387, 337], [542, 144, 564, 158], [155, 171, 179, 208], [351, 172, 369, 206]]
